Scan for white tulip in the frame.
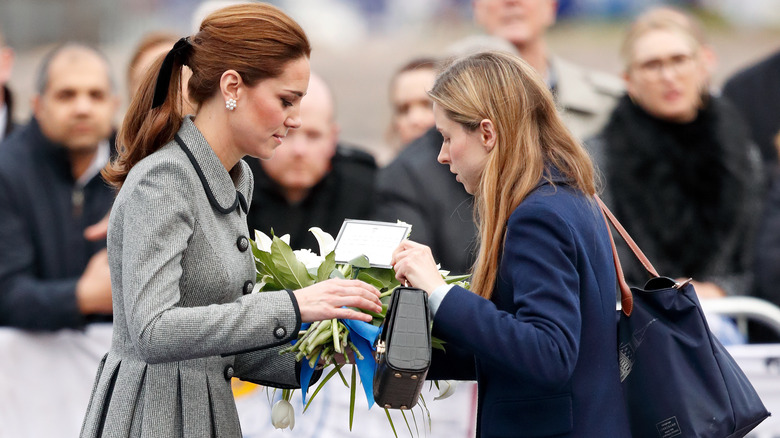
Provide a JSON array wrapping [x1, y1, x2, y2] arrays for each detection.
[[434, 380, 458, 401], [309, 227, 335, 257], [294, 248, 324, 271], [254, 230, 273, 253], [271, 399, 295, 430]]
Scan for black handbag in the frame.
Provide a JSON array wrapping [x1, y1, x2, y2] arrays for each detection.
[[373, 286, 431, 410], [597, 196, 770, 438]]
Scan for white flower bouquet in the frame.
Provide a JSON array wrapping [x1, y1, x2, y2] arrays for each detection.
[[251, 226, 469, 436]]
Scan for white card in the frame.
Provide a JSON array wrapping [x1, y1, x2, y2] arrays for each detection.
[[333, 219, 411, 268]]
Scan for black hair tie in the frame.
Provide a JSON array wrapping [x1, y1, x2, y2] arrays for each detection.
[[151, 37, 192, 109]]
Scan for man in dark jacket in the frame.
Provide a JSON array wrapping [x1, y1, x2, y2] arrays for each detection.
[[722, 49, 780, 166], [0, 26, 17, 140], [0, 43, 119, 330], [374, 127, 476, 275], [246, 73, 376, 252]]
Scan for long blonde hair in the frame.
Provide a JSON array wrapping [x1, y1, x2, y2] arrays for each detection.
[[429, 51, 596, 299]]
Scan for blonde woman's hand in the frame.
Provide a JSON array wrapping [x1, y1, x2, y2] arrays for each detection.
[[391, 239, 446, 295], [293, 279, 381, 323]]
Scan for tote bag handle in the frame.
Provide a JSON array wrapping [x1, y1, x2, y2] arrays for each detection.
[[594, 195, 660, 316]]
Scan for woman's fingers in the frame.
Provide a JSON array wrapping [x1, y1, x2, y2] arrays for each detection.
[[294, 279, 382, 322]]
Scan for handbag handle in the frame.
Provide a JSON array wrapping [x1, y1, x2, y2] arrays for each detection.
[[594, 195, 660, 316]]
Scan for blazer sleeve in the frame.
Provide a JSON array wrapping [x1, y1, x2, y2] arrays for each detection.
[[0, 176, 86, 330], [432, 201, 581, 390], [116, 160, 300, 364]]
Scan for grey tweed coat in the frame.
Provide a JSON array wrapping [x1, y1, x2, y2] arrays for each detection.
[[80, 117, 302, 437]]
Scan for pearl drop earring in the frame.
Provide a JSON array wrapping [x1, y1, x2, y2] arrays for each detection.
[[226, 98, 237, 111]]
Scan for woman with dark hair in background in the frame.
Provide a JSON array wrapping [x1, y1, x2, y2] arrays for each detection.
[[80, 4, 381, 437]]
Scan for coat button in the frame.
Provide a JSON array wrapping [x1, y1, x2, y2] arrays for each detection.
[[274, 326, 286, 339], [224, 365, 234, 381], [243, 280, 254, 295], [236, 236, 249, 252]]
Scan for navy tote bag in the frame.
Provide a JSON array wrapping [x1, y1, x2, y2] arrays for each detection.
[[596, 196, 769, 438]]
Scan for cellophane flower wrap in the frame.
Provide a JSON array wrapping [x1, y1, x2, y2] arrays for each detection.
[[250, 226, 469, 435]]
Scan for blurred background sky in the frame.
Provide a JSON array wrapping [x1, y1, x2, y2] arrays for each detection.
[[2, 0, 780, 155]]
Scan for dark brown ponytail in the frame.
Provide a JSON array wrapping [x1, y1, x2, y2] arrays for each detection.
[[103, 2, 311, 189]]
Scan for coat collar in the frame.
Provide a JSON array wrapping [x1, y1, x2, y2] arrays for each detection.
[[174, 116, 251, 215], [550, 56, 623, 116], [533, 166, 571, 191]]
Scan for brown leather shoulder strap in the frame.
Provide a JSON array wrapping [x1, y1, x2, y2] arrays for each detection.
[[594, 195, 660, 316]]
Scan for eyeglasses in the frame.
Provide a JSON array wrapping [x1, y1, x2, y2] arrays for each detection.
[[632, 53, 697, 79]]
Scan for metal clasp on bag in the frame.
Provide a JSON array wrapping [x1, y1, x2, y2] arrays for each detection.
[[674, 278, 693, 289], [376, 340, 386, 354]]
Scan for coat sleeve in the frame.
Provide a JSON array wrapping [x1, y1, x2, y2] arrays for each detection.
[[373, 159, 435, 248], [116, 160, 300, 364], [432, 201, 581, 391], [0, 175, 86, 330]]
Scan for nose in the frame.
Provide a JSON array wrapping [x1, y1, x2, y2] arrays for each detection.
[[437, 143, 449, 165], [409, 106, 433, 129], [285, 109, 302, 130], [286, 132, 307, 155], [74, 94, 94, 115]]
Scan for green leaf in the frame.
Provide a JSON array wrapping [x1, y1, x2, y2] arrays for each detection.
[[356, 270, 386, 289], [303, 365, 342, 413], [270, 236, 315, 289], [348, 254, 370, 269], [431, 336, 447, 351], [400, 409, 413, 437], [384, 409, 399, 438], [418, 394, 432, 431], [359, 267, 395, 289], [317, 251, 336, 282], [444, 274, 472, 285], [349, 364, 357, 430], [336, 365, 349, 386], [410, 407, 420, 438]]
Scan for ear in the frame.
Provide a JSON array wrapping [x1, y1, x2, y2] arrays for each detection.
[[31, 94, 42, 120], [0, 47, 15, 83], [622, 70, 636, 100], [219, 69, 242, 102], [479, 118, 497, 153], [699, 45, 717, 80], [548, 1, 559, 27], [330, 122, 341, 145]]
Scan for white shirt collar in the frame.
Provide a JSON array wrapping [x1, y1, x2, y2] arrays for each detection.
[[0, 103, 7, 140], [76, 140, 110, 187]]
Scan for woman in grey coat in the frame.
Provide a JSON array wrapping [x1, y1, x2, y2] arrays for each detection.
[[80, 4, 382, 437]]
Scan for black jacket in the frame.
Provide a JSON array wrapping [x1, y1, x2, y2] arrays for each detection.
[[0, 118, 115, 330], [373, 127, 477, 275], [1, 85, 17, 140], [588, 95, 764, 295], [722, 50, 780, 165], [245, 145, 377, 252]]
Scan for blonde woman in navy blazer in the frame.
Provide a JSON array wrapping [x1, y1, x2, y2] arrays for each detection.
[[391, 52, 631, 437], [80, 4, 382, 437]]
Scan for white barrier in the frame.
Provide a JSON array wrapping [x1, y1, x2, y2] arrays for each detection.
[[234, 368, 477, 438], [0, 324, 112, 438]]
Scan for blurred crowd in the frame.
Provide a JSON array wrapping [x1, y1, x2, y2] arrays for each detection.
[[1, 0, 780, 437]]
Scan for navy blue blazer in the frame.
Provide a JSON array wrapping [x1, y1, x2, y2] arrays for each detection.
[[428, 175, 631, 437]]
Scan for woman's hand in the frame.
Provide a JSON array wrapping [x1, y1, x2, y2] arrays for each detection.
[[391, 239, 446, 295], [293, 279, 381, 323]]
